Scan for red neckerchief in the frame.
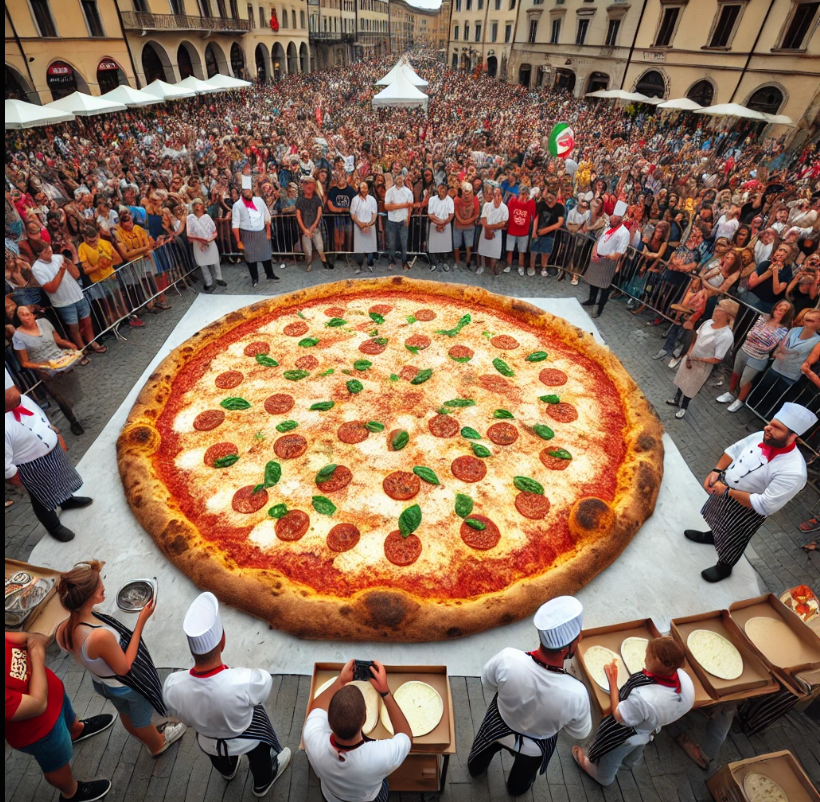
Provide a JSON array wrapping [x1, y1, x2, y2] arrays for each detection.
[[9, 405, 34, 423], [189, 664, 228, 678], [526, 651, 567, 675], [642, 669, 681, 694], [758, 440, 797, 461], [241, 197, 256, 210], [601, 223, 623, 243], [329, 733, 367, 762]]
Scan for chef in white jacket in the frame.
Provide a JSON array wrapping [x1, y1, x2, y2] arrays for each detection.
[[685, 402, 815, 582], [163, 593, 291, 797]]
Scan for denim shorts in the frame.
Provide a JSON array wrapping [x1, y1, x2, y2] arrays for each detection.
[[530, 234, 555, 254], [453, 227, 475, 249], [55, 295, 91, 326], [506, 234, 530, 253], [17, 693, 76, 773], [92, 680, 153, 728]]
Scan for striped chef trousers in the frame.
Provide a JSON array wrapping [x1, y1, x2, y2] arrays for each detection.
[[701, 490, 766, 567]]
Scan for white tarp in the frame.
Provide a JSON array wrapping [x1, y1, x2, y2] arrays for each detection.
[[5, 99, 74, 129], [372, 71, 429, 111], [45, 91, 127, 117], [375, 59, 407, 86], [143, 80, 196, 100], [100, 86, 164, 107], [174, 76, 221, 95], [205, 73, 253, 90]]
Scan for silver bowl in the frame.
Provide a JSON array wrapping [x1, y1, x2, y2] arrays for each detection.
[[115, 578, 156, 613]]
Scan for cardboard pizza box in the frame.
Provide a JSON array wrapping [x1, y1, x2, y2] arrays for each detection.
[[706, 750, 820, 802], [5, 558, 69, 640], [671, 610, 778, 699]]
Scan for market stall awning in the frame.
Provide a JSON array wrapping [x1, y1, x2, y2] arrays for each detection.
[[143, 80, 196, 100], [101, 85, 164, 107], [205, 74, 253, 90], [376, 59, 408, 86], [46, 91, 127, 116], [5, 99, 75, 129], [656, 98, 703, 111], [762, 113, 795, 126], [372, 71, 428, 111], [585, 89, 652, 102], [175, 76, 221, 94], [693, 103, 767, 120]]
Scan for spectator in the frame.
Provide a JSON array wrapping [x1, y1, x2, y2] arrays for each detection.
[[453, 181, 479, 270], [231, 182, 278, 286], [384, 173, 414, 271], [295, 176, 330, 272], [583, 202, 629, 318], [503, 185, 534, 277], [477, 187, 509, 276], [187, 199, 225, 292], [785, 255, 819, 316], [427, 183, 455, 273], [325, 173, 356, 260], [530, 189, 565, 279], [350, 182, 378, 273], [5, 251, 44, 308], [746, 243, 795, 313]]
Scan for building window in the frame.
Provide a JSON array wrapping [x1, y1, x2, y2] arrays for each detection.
[[495, 0, 501, 7], [454, 24, 459, 39], [605, 18, 619, 45], [259, 6, 265, 27], [550, 18, 560, 42], [282, 7, 288, 26], [780, 1, 819, 49], [216, 0, 227, 14], [510, 0, 516, 8], [81, 0, 105, 36], [528, 19, 538, 42], [654, 6, 681, 46], [30, 0, 57, 35], [491, 21, 498, 40], [709, 3, 741, 47], [455, 0, 461, 10], [200, 0, 211, 15], [575, 18, 589, 44], [170, 0, 185, 13], [475, 22, 482, 40], [477, 0, 483, 8], [505, 22, 512, 41], [466, 0, 471, 9], [464, 22, 470, 39]]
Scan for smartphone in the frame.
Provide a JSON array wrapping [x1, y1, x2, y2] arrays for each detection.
[[353, 660, 375, 683]]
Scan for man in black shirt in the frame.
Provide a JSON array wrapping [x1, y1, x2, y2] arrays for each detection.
[[530, 191, 565, 277], [295, 177, 330, 271], [325, 175, 357, 264]]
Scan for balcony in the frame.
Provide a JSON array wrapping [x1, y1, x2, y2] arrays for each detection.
[[119, 11, 251, 33], [309, 31, 355, 43]]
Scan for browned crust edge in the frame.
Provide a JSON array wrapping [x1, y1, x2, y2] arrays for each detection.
[[117, 277, 665, 642]]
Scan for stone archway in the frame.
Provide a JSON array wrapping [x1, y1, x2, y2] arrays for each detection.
[[177, 41, 203, 80], [452, 52, 458, 69], [255, 43, 271, 83], [634, 68, 667, 100], [230, 43, 246, 79], [300, 42, 309, 74], [272, 43, 285, 80], [587, 71, 609, 93], [554, 69, 575, 93], [46, 60, 91, 101], [204, 42, 229, 78], [96, 57, 128, 94], [518, 64, 532, 89], [6, 63, 38, 102], [486, 55, 497, 78], [686, 79, 715, 107], [141, 41, 173, 84], [287, 42, 298, 74], [746, 84, 786, 116]]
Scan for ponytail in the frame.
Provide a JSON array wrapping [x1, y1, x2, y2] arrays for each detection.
[[57, 560, 103, 650]]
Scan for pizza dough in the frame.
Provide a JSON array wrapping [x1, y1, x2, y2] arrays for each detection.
[[313, 678, 380, 734], [742, 772, 788, 802], [379, 681, 444, 737], [744, 616, 809, 668], [621, 637, 649, 675], [583, 645, 624, 692], [687, 630, 744, 681]]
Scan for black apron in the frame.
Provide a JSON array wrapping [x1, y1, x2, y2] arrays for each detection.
[[208, 703, 282, 759], [701, 489, 766, 567]]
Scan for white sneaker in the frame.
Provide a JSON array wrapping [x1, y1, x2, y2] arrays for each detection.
[[727, 399, 744, 413], [675, 408, 687, 419], [279, 263, 286, 271], [154, 722, 187, 756], [668, 357, 682, 369], [429, 263, 437, 271], [716, 392, 735, 404], [527, 267, 535, 277], [476, 266, 484, 275], [672, 347, 683, 358], [540, 269, 547, 277], [518, 267, 525, 276], [253, 747, 292, 797], [652, 349, 668, 360], [354, 266, 362, 274], [571, 275, 579, 285], [503, 265, 511, 273], [442, 263, 450, 272]]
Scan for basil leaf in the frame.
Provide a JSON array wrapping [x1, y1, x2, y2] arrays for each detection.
[[493, 358, 514, 377], [220, 397, 251, 410], [406, 315, 417, 324], [213, 453, 239, 468], [298, 337, 319, 348], [449, 355, 472, 363], [297, 311, 307, 319], [548, 448, 573, 461], [410, 368, 433, 385], [264, 461, 282, 488], [353, 359, 372, 371], [347, 379, 364, 394], [373, 337, 388, 345], [533, 424, 555, 441], [539, 394, 561, 404], [341, 369, 352, 375], [444, 398, 475, 408], [398, 503, 422, 537], [436, 407, 451, 415], [435, 313, 471, 338], [312, 495, 337, 516], [365, 421, 385, 432], [369, 311, 385, 325], [471, 443, 492, 458], [369, 329, 379, 337], [389, 374, 400, 382], [391, 429, 409, 451], [460, 426, 482, 440], [319, 368, 335, 377], [514, 476, 545, 495], [275, 420, 299, 433], [255, 354, 279, 368], [482, 331, 493, 339], [315, 464, 337, 483], [454, 493, 474, 519], [252, 483, 265, 495], [413, 466, 440, 485], [526, 351, 549, 362], [267, 503, 288, 519], [326, 317, 347, 327], [464, 518, 487, 531], [493, 409, 514, 419], [310, 401, 335, 411], [405, 345, 420, 355], [283, 369, 310, 381], [253, 431, 266, 441]]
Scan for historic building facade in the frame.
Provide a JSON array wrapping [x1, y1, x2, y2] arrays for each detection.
[[447, 0, 523, 78]]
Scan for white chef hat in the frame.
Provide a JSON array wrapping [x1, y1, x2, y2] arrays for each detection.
[[613, 200, 628, 217], [773, 403, 818, 437], [183, 592, 223, 655], [534, 596, 584, 650]]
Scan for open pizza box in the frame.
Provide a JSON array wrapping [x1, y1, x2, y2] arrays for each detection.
[[706, 750, 820, 802], [728, 594, 820, 696], [671, 610, 778, 700], [5, 558, 69, 640]]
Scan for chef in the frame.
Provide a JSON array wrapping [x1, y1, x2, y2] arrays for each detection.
[[163, 593, 291, 796], [467, 596, 592, 797], [582, 200, 630, 319], [685, 402, 816, 582]]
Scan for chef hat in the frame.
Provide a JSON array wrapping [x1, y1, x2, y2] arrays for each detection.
[[773, 403, 818, 437], [183, 592, 223, 655], [534, 596, 584, 650], [613, 200, 628, 217]]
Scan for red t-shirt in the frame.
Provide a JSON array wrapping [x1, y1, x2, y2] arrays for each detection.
[[454, 195, 479, 229], [5, 636, 65, 749], [507, 197, 536, 237]]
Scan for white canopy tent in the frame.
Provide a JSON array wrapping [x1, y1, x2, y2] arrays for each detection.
[[46, 91, 127, 116], [762, 113, 795, 126], [693, 103, 767, 121], [175, 76, 221, 94], [656, 97, 703, 111], [205, 73, 252, 90], [400, 63, 428, 88], [101, 85, 164, 107], [585, 89, 652, 103], [372, 72, 429, 111], [5, 99, 75, 129], [143, 80, 196, 100], [376, 60, 407, 86]]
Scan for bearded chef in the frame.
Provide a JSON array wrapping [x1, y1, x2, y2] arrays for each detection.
[[468, 596, 592, 797], [685, 402, 816, 582], [582, 200, 630, 319], [163, 593, 291, 796]]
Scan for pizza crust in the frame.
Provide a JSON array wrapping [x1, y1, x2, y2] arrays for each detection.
[[118, 278, 664, 642], [743, 773, 788, 802]]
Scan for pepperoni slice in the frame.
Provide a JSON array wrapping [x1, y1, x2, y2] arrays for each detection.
[[231, 485, 269, 514], [359, 338, 387, 355], [540, 447, 571, 471], [295, 354, 320, 371], [384, 530, 422, 566], [490, 335, 520, 350], [204, 442, 238, 467], [487, 422, 519, 446], [451, 455, 487, 483], [547, 402, 578, 423], [479, 374, 512, 394], [264, 393, 294, 415], [405, 334, 431, 350], [382, 471, 421, 501], [274, 433, 308, 459], [515, 492, 551, 520], [369, 304, 393, 316], [337, 421, 370, 444], [215, 370, 243, 389], [327, 523, 361, 552], [400, 365, 419, 381], [460, 514, 501, 550], [243, 341, 270, 356], [539, 368, 568, 387], [428, 414, 459, 438], [283, 321, 309, 337], [193, 409, 225, 431], [414, 309, 436, 321], [448, 344, 474, 360], [324, 306, 346, 317], [275, 510, 310, 541], [317, 465, 353, 493]]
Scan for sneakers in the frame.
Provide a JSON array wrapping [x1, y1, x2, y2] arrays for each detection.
[[354, 265, 362, 274], [540, 269, 548, 277], [59, 779, 111, 802], [652, 349, 669, 360], [727, 399, 744, 413], [267, 274, 279, 281], [366, 260, 375, 272], [60, 496, 93, 510], [716, 392, 735, 404], [441, 262, 450, 272], [278, 264, 286, 271], [73, 714, 115, 744], [668, 357, 682, 369], [322, 262, 333, 270], [517, 267, 525, 276], [252, 280, 258, 288], [527, 267, 535, 277], [253, 747, 292, 797], [219, 757, 242, 782], [388, 262, 396, 271], [70, 422, 85, 436], [476, 265, 484, 275], [503, 265, 511, 273], [49, 524, 76, 542], [152, 722, 187, 757], [429, 263, 437, 271], [216, 279, 227, 287], [666, 398, 680, 407], [675, 408, 687, 419], [202, 283, 215, 293], [128, 316, 146, 326]]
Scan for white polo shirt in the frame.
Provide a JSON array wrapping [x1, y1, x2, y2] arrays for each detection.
[[31, 255, 84, 308], [384, 185, 414, 223]]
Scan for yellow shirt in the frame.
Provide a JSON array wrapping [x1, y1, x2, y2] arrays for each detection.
[[78, 240, 115, 283]]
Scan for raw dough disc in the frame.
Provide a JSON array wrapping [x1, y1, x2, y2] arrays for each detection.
[[583, 645, 623, 692], [744, 617, 805, 668], [743, 772, 788, 802], [621, 637, 649, 675], [687, 630, 743, 681], [313, 677, 380, 734], [379, 681, 444, 737]]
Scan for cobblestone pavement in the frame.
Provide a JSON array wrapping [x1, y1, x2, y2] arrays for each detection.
[[5, 259, 819, 802]]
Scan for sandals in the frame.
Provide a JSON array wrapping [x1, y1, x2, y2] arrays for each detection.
[[79, 356, 91, 366], [674, 734, 709, 769], [798, 517, 819, 533]]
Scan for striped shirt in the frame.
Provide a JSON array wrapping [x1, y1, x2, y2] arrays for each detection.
[[742, 316, 788, 360]]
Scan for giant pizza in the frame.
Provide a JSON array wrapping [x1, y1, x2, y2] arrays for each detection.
[[118, 278, 664, 641]]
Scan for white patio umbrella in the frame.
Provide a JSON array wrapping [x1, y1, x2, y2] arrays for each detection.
[[46, 91, 127, 116], [5, 99, 75, 129], [585, 89, 651, 102], [656, 98, 703, 111], [693, 103, 767, 121], [205, 73, 252, 90], [641, 96, 666, 105], [762, 113, 795, 126], [101, 85, 164, 107], [175, 76, 221, 94], [142, 80, 196, 100], [585, 89, 612, 98]]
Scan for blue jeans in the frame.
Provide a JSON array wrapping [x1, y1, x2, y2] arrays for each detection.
[[92, 680, 153, 728], [17, 693, 76, 773], [55, 295, 91, 326], [386, 220, 409, 266], [585, 739, 646, 786]]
